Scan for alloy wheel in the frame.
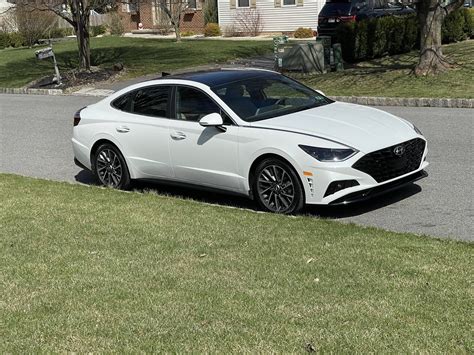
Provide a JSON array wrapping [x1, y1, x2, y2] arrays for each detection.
[[257, 164, 295, 212], [96, 148, 123, 188]]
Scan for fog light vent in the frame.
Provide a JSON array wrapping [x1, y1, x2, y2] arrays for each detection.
[[324, 180, 359, 197], [307, 177, 314, 197]]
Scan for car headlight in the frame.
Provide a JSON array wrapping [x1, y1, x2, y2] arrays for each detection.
[[299, 145, 357, 162], [413, 124, 423, 136]]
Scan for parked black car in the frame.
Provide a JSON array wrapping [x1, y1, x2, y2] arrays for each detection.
[[317, 0, 415, 38]]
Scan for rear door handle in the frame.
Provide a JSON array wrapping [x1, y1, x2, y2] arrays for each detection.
[[116, 126, 130, 133], [170, 131, 186, 140]]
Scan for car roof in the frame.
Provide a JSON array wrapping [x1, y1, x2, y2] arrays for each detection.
[[158, 69, 281, 87]]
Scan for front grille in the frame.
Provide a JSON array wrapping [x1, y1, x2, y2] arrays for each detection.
[[352, 138, 426, 183]]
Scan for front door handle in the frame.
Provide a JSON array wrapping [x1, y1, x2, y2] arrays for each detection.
[[116, 126, 130, 133], [170, 131, 186, 140]]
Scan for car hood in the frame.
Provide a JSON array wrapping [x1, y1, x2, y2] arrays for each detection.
[[250, 102, 418, 153]]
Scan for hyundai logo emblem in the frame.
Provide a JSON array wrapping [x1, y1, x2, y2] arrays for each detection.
[[393, 145, 405, 156]]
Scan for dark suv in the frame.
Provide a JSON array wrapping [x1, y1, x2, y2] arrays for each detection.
[[317, 0, 415, 38]]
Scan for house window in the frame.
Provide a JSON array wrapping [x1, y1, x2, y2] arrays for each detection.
[[187, 0, 197, 9], [237, 0, 250, 7], [283, 0, 296, 5]]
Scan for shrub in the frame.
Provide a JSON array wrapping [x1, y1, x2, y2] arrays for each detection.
[[0, 31, 10, 49], [49, 27, 74, 38], [337, 14, 417, 62], [204, 0, 218, 25], [367, 18, 387, 58], [15, 4, 55, 47], [336, 22, 356, 62], [109, 12, 124, 36], [91, 24, 107, 37], [234, 8, 263, 36], [463, 8, 474, 38], [8, 32, 26, 48], [181, 30, 195, 37], [442, 8, 466, 43], [204, 23, 221, 37], [294, 27, 314, 38], [223, 24, 240, 37], [402, 14, 418, 52]]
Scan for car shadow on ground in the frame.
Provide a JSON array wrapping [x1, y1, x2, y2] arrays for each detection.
[[74, 169, 422, 218]]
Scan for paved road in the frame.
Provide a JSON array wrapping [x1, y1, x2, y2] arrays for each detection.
[[1, 94, 472, 241]]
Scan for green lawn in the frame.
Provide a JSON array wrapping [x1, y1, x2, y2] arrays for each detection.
[[300, 40, 474, 99], [0, 37, 272, 88], [1, 174, 472, 352]]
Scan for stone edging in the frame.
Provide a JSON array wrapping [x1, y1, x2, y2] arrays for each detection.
[[0, 87, 63, 95], [1, 87, 473, 108], [329, 96, 474, 108]]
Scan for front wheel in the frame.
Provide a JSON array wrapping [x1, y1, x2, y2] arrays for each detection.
[[252, 158, 304, 214], [93, 143, 131, 190]]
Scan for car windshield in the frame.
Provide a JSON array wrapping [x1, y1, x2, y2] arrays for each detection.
[[212, 75, 333, 122], [319, 0, 352, 16]]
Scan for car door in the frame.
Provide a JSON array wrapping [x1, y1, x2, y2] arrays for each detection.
[[168, 85, 241, 191], [111, 85, 173, 178]]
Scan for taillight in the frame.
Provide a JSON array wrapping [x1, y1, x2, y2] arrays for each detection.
[[73, 107, 85, 126], [340, 15, 356, 22]]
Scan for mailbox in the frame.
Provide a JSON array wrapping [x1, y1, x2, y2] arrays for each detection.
[[35, 47, 54, 60]]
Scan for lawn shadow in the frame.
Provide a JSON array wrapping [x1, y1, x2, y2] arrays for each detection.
[[74, 167, 422, 217]]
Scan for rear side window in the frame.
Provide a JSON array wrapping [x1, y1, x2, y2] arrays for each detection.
[[112, 93, 132, 111], [111, 85, 171, 118]]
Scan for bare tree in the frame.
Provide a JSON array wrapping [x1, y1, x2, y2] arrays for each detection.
[[414, 0, 465, 75], [15, 4, 56, 46], [12, 0, 114, 70], [152, 0, 192, 42], [234, 8, 263, 37]]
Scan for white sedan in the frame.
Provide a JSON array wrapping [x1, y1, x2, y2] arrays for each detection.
[[72, 69, 428, 213]]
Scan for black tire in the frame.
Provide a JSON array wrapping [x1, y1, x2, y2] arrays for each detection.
[[93, 143, 131, 190], [252, 158, 304, 214]]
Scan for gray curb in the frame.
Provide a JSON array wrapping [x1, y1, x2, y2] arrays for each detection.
[[0, 87, 64, 95], [329, 96, 474, 108], [1, 87, 473, 108]]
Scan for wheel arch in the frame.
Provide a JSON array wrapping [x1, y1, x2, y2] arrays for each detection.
[[248, 153, 306, 201], [89, 138, 136, 179]]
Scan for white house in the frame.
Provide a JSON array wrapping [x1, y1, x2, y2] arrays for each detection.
[[217, 0, 326, 34]]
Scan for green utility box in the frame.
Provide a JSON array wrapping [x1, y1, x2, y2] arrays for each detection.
[[275, 42, 326, 73]]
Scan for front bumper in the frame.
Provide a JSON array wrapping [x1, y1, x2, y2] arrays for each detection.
[[301, 137, 428, 205], [329, 169, 428, 205]]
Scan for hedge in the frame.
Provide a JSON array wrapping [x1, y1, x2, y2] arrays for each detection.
[[442, 8, 474, 42], [0, 32, 27, 49], [337, 8, 474, 63], [336, 14, 418, 62]]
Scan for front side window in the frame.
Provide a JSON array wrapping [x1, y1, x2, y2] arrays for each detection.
[[213, 75, 333, 122], [175, 86, 221, 122], [187, 0, 197, 8], [238, 0, 250, 7], [283, 0, 296, 5], [131, 86, 170, 118]]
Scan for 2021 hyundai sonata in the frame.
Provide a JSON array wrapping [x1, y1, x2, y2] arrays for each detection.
[[72, 68, 428, 213]]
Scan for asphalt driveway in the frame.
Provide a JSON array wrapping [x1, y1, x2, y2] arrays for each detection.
[[0, 94, 472, 241]]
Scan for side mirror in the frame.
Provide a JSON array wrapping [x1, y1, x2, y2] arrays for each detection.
[[315, 89, 326, 97], [199, 113, 224, 127]]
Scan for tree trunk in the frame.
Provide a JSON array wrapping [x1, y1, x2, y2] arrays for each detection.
[[415, 0, 448, 75], [77, 14, 91, 70], [73, 0, 91, 70], [415, 0, 464, 76], [174, 22, 181, 42]]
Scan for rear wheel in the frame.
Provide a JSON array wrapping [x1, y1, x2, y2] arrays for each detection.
[[252, 158, 304, 214], [94, 143, 131, 190]]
